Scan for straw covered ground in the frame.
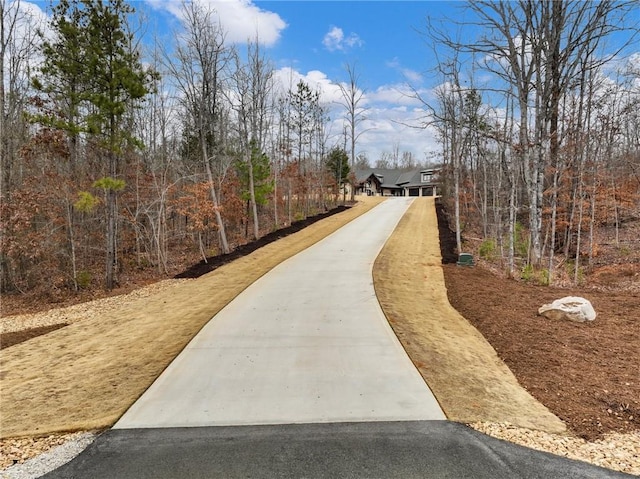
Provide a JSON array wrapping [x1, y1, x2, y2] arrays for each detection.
[[1, 196, 638, 475]]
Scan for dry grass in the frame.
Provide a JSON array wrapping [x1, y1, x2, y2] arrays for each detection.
[[0, 198, 385, 439], [373, 197, 567, 433], [1, 195, 565, 441]]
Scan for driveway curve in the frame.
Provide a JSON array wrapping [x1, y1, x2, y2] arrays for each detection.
[[115, 198, 445, 428], [42, 199, 632, 479]]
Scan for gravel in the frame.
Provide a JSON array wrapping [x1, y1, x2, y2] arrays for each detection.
[[1, 278, 638, 477], [0, 432, 97, 479], [469, 422, 640, 476], [0, 279, 189, 334]]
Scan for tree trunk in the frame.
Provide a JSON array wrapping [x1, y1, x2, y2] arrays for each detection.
[[508, 163, 517, 277], [105, 148, 118, 290], [454, 160, 462, 254], [66, 201, 79, 291], [105, 186, 116, 290], [548, 166, 560, 284], [247, 150, 260, 240], [201, 139, 230, 255]]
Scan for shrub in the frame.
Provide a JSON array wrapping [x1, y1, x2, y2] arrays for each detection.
[[619, 245, 631, 256], [538, 268, 550, 286], [565, 261, 585, 285], [77, 270, 92, 289], [478, 239, 496, 260], [521, 263, 534, 282], [515, 222, 529, 258]]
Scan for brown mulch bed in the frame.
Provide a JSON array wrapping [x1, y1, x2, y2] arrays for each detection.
[[174, 205, 351, 279], [443, 265, 639, 440], [4, 199, 638, 442], [437, 200, 640, 441], [0, 205, 352, 319], [1, 324, 68, 350]]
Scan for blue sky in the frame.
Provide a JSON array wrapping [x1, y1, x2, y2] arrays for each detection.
[[23, 0, 455, 162], [131, 0, 463, 162], [18, 0, 640, 164], [255, 1, 455, 85], [253, 1, 462, 162]]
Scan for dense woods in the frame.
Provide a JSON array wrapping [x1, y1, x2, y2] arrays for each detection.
[[423, 1, 639, 285], [1, 0, 639, 301], [1, 0, 348, 296]]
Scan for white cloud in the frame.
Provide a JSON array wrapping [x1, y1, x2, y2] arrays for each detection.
[[368, 84, 432, 107], [145, 0, 182, 18], [273, 66, 440, 163], [3, 2, 49, 82], [322, 26, 363, 52], [402, 68, 423, 84], [322, 26, 343, 51], [15, 1, 48, 23], [145, 0, 287, 46], [274, 67, 344, 104], [386, 57, 424, 85], [5, 1, 49, 43], [354, 106, 440, 163]]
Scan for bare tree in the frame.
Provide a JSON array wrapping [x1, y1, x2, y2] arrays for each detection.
[[1, 0, 40, 290], [337, 62, 367, 200], [1, 0, 39, 198], [134, 40, 181, 274], [166, 1, 231, 254], [420, 0, 635, 282], [472, 1, 634, 267], [231, 38, 274, 240]]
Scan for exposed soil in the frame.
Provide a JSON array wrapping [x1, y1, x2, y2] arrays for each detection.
[[437, 199, 640, 441]]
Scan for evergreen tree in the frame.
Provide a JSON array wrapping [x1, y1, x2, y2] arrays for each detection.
[[32, 0, 86, 171], [326, 147, 350, 188], [236, 142, 273, 205], [34, 0, 157, 290]]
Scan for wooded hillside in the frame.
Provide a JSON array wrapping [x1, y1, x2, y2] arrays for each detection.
[[1, 0, 351, 299], [422, 1, 639, 285], [1, 0, 638, 304]]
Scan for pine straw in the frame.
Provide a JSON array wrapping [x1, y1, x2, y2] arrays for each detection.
[[0, 197, 385, 439], [373, 197, 567, 433], [1, 196, 565, 441]]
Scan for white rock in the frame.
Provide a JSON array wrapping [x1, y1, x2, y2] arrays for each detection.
[[538, 296, 597, 323]]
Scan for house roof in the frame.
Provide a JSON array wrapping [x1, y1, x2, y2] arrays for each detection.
[[355, 168, 439, 189], [355, 168, 403, 188]]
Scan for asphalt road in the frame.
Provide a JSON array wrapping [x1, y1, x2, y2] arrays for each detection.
[[41, 199, 634, 478], [43, 422, 633, 478]]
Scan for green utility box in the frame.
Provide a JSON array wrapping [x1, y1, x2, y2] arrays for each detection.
[[456, 253, 475, 267]]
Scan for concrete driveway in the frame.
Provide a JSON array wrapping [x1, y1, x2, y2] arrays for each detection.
[[42, 199, 633, 478], [115, 197, 444, 428]]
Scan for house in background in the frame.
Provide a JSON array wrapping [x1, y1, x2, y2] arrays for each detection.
[[353, 167, 441, 197]]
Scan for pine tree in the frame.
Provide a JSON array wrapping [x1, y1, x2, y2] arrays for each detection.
[[32, 0, 86, 171], [326, 147, 350, 192], [34, 0, 157, 290], [236, 142, 274, 206]]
